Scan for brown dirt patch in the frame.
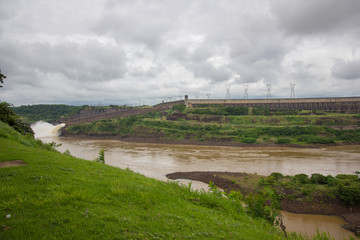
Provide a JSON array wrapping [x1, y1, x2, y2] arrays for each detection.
[[0, 160, 26, 168]]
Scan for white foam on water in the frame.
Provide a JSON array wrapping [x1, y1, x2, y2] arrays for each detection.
[[31, 121, 66, 138]]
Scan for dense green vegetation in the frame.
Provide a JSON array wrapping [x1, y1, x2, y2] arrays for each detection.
[[12, 104, 88, 123], [188, 105, 309, 116], [187, 105, 249, 116], [0, 101, 34, 136], [12, 103, 360, 145], [0, 121, 324, 239], [64, 107, 360, 145], [258, 172, 360, 207]]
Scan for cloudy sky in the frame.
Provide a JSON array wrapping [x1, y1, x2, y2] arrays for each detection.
[[1, 0, 360, 106]]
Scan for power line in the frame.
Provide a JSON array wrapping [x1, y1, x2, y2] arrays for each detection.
[[225, 84, 231, 99], [266, 84, 271, 99], [244, 85, 248, 99], [290, 83, 296, 98]]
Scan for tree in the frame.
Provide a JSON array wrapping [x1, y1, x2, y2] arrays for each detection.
[[0, 68, 6, 88], [0, 101, 34, 135]]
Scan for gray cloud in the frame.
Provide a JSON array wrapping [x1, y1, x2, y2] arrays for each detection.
[[0, 0, 359, 105], [0, 40, 127, 82], [271, 0, 360, 36], [332, 59, 360, 80]]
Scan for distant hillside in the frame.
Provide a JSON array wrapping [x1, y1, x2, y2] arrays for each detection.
[[12, 104, 88, 123], [62, 104, 360, 146]]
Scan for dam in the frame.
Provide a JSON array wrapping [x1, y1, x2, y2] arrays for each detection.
[[61, 97, 360, 126], [185, 96, 360, 113]]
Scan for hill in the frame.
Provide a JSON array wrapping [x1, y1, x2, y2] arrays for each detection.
[[12, 104, 88, 123], [0, 121, 308, 239], [61, 104, 360, 146]]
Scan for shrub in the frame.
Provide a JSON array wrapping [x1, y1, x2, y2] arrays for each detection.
[[224, 106, 249, 115], [244, 193, 273, 223], [237, 129, 260, 139], [338, 131, 360, 142], [252, 106, 270, 116], [325, 175, 338, 187], [172, 104, 186, 113], [335, 174, 359, 181], [270, 172, 284, 181], [95, 149, 105, 163], [244, 188, 281, 225], [242, 137, 257, 144], [97, 121, 116, 132], [292, 174, 310, 184], [310, 173, 327, 184], [297, 135, 335, 144], [276, 138, 291, 144], [266, 126, 317, 137], [258, 177, 275, 186], [337, 184, 360, 206]]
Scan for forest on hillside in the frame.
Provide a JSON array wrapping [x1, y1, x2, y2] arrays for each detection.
[[12, 104, 88, 123]]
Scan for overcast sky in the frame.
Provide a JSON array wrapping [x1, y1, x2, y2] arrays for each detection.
[[1, 0, 360, 106]]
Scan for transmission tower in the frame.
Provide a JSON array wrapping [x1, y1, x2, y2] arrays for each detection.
[[206, 93, 211, 99], [266, 84, 271, 99], [225, 84, 231, 99], [290, 83, 295, 98], [244, 85, 249, 99]]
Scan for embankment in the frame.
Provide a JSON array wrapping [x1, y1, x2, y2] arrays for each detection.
[[0, 121, 295, 239]]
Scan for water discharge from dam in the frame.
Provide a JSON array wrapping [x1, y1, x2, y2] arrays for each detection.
[[31, 121, 66, 138], [32, 122, 360, 240]]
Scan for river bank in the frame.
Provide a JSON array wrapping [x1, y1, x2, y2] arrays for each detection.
[[60, 132, 360, 149], [42, 131, 360, 238], [166, 171, 360, 236], [3, 121, 299, 240]]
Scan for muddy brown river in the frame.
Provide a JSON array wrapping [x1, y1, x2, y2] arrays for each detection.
[[34, 122, 359, 239]]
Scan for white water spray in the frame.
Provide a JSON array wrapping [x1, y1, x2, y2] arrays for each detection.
[[31, 121, 66, 138]]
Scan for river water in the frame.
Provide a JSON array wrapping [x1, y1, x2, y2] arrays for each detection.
[[32, 122, 360, 239]]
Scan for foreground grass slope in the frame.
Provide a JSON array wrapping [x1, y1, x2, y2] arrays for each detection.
[[0, 121, 304, 240]]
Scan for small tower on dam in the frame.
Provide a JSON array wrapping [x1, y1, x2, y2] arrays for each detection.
[[184, 94, 189, 107]]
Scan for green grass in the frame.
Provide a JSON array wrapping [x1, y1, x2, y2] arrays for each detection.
[[0, 121, 312, 239]]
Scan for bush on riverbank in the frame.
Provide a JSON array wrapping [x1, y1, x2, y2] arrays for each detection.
[[258, 172, 360, 207]]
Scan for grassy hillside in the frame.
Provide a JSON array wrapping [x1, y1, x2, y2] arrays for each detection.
[[63, 106, 360, 145], [0, 121, 315, 239]]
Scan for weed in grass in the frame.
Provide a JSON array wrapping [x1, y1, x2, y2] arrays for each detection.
[[94, 149, 105, 163]]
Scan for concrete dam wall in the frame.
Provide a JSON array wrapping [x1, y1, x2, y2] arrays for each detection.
[[185, 97, 360, 113], [61, 97, 359, 126]]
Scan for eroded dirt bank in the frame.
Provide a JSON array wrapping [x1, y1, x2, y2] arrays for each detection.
[[166, 171, 360, 236]]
